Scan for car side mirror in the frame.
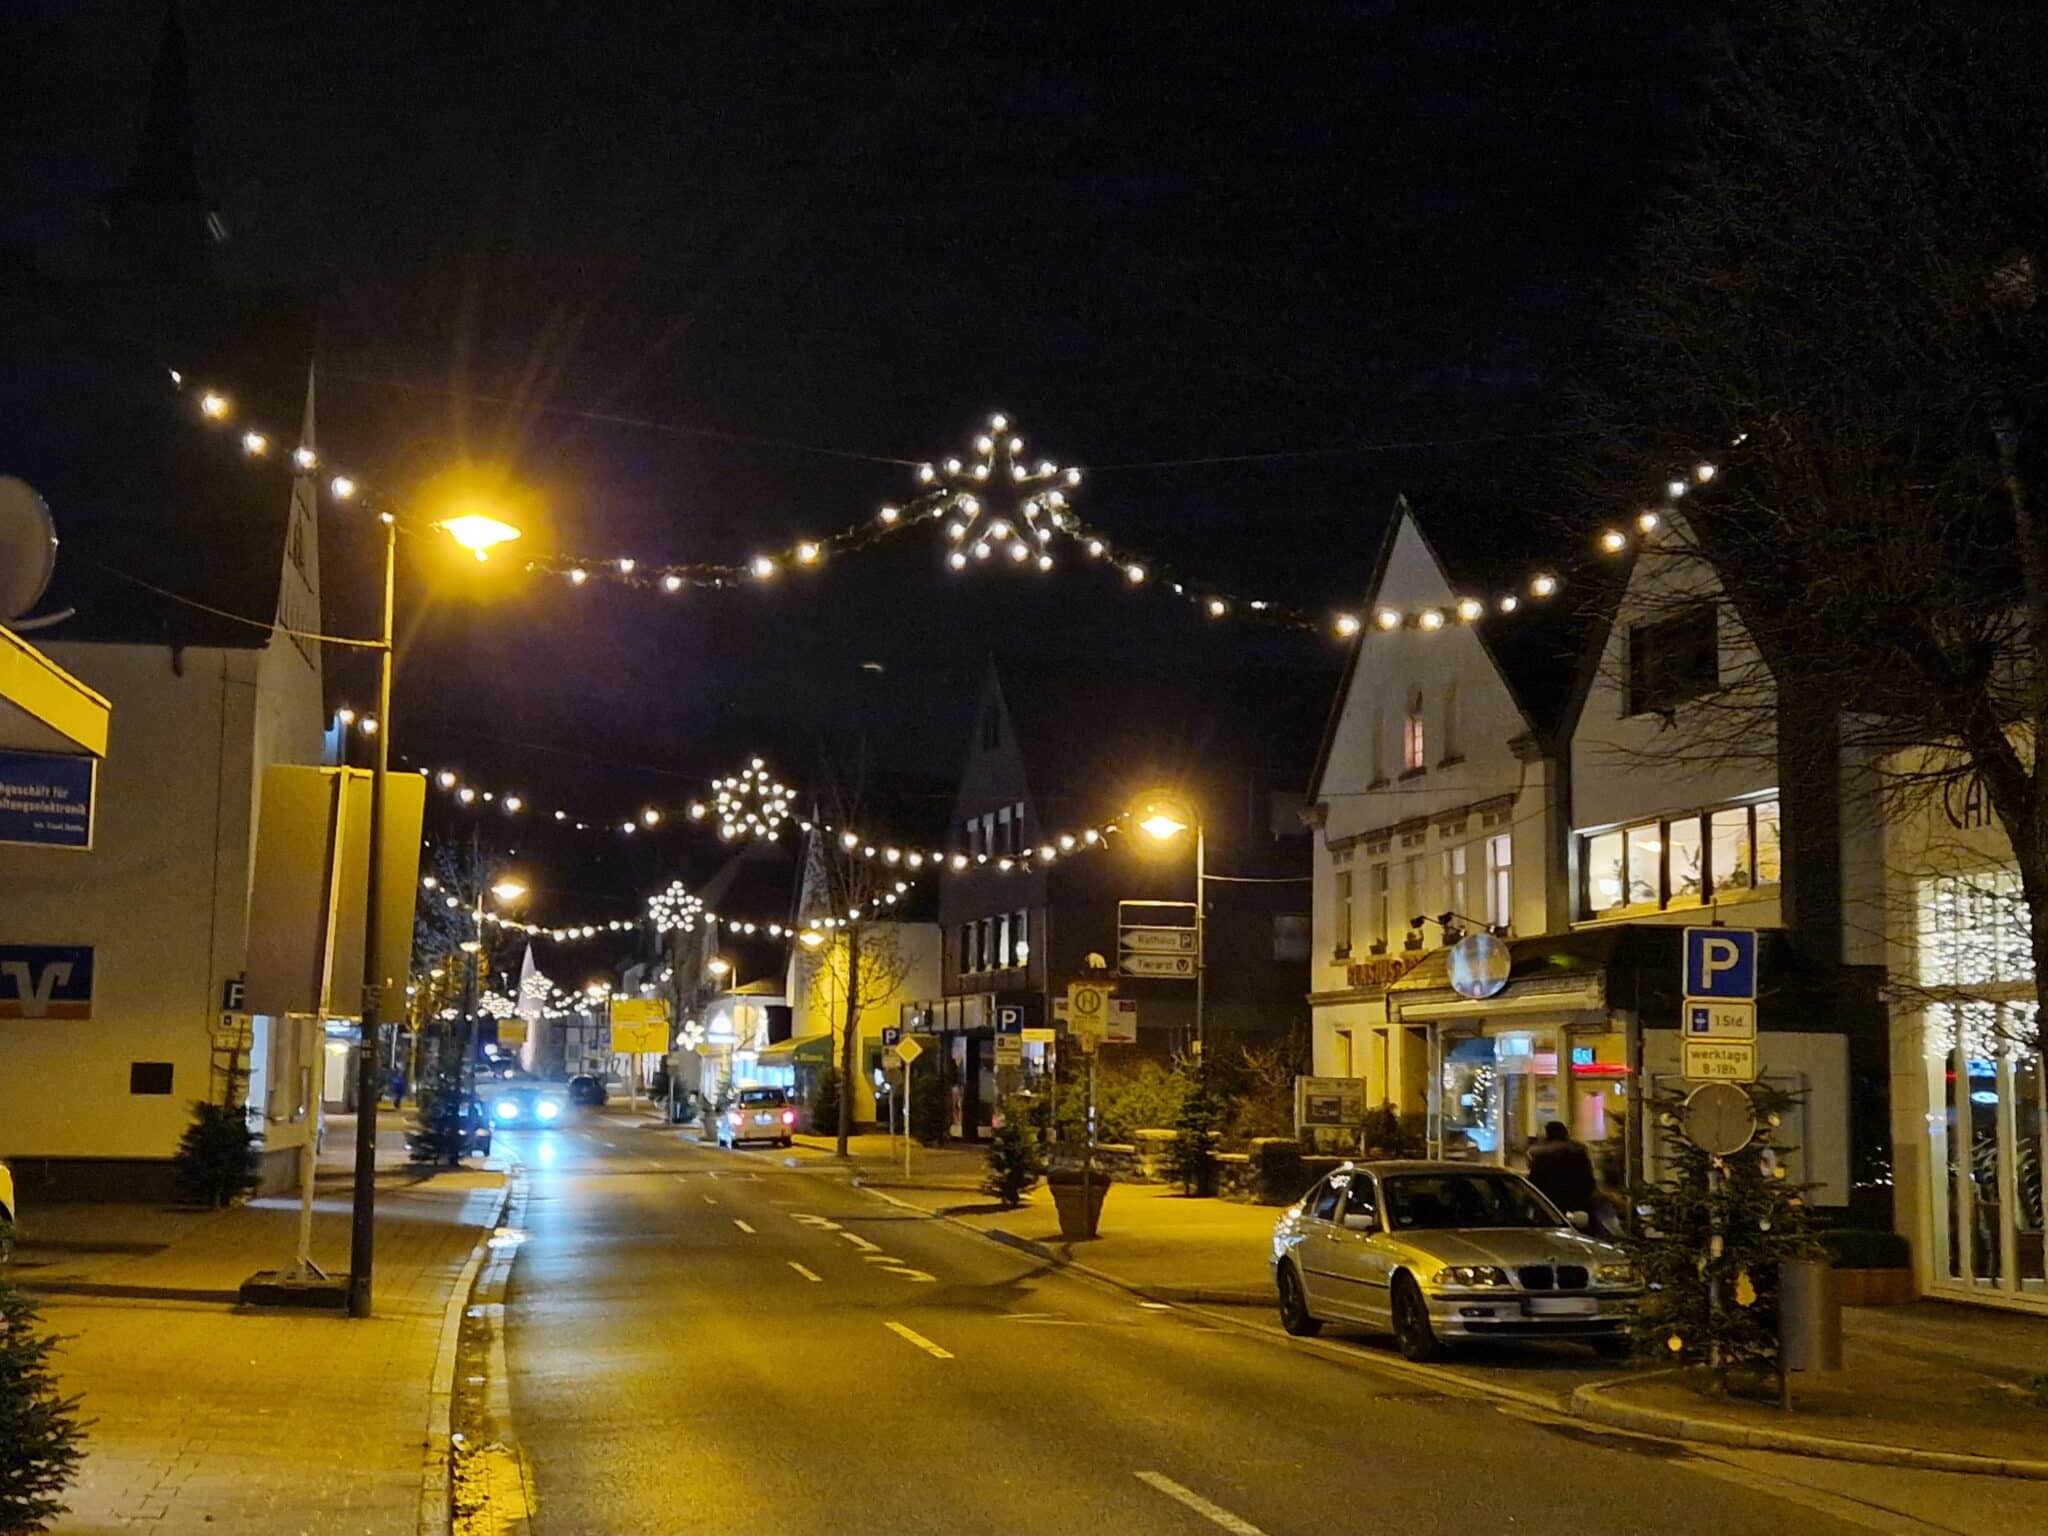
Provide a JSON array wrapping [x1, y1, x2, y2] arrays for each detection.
[[1566, 1210, 1590, 1233], [1342, 1211, 1376, 1233]]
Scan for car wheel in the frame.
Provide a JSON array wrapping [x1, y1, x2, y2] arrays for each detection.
[[1391, 1273, 1441, 1362], [1277, 1262, 1322, 1337]]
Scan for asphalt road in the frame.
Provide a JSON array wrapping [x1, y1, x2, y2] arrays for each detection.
[[494, 1115, 1996, 1536]]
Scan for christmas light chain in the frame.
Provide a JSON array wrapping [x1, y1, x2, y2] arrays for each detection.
[[480, 875, 919, 945], [162, 363, 1745, 647]]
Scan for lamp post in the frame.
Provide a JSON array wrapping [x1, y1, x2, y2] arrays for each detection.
[[1136, 798, 1206, 1058], [346, 508, 521, 1320]]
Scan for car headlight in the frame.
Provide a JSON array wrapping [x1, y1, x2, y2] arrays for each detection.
[[1596, 1263, 1639, 1286], [536, 1098, 561, 1122], [494, 1099, 519, 1121], [1430, 1265, 1511, 1288]]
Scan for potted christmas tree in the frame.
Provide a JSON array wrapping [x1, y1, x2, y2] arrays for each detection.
[[1046, 1162, 1112, 1240]]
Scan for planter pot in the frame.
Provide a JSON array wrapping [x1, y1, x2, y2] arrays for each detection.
[[1048, 1176, 1110, 1240]]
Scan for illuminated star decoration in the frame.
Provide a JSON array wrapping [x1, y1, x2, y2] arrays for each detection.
[[692, 758, 792, 841], [648, 881, 705, 934], [918, 413, 1083, 574]]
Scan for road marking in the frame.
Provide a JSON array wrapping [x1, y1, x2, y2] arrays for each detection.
[[1138, 1301, 1174, 1311], [598, 1139, 616, 1148], [861, 1253, 898, 1263], [703, 1195, 719, 1205], [884, 1321, 953, 1360], [787, 1261, 823, 1283], [1135, 1473, 1268, 1536], [838, 1231, 881, 1252], [879, 1266, 936, 1283], [791, 1213, 841, 1229], [733, 1219, 756, 1234]]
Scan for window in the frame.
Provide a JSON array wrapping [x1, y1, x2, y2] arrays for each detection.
[[1403, 687, 1426, 772], [1403, 853, 1425, 930], [980, 811, 995, 854], [1486, 833, 1513, 929], [1013, 908, 1030, 965], [996, 912, 1012, 968], [1444, 845, 1468, 917], [1334, 870, 1354, 957], [130, 1062, 174, 1095], [960, 922, 977, 973], [1371, 863, 1390, 948], [1273, 913, 1311, 962], [1339, 1174, 1378, 1229], [1579, 797, 1781, 917], [979, 917, 995, 971], [966, 821, 981, 858], [1441, 681, 1460, 762], [1310, 1177, 1343, 1223], [996, 805, 1013, 855], [1628, 603, 1719, 716]]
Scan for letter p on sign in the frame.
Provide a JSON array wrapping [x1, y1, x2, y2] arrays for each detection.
[[1683, 926, 1757, 1000]]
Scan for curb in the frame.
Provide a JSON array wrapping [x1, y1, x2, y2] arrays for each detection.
[[1569, 1380, 2048, 1480], [450, 1164, 535, 1535], [420, 1167, 514, 1536]]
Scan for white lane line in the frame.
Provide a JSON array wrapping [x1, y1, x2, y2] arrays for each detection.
[[791, 1213, 841, 1229], [733, 1219, 756, 1234], [703, 1195, 719, 1205], [860, 1253, 898, 1264], [879, 1266, 936, 1283], [1134, 1472, 1268, 1536], [884, 1321, 954, 1360], [838, 1231, 882, 1252], [1138, 1301, 1174, 1311], [787, 1261, 824, 1283]]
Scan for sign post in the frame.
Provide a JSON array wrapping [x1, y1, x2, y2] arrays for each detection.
[[882, 1026, 922, 1179]]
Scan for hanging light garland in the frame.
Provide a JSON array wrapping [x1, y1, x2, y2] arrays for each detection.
[[480, 874, 920, 946], [694, 758, 793, 840], [648, 881, 705, 933]]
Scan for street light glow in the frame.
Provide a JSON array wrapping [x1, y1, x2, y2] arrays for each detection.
[[490, 879, 528, 902], [707, 957, 733, 978], [437, 513, 524, 561], [1140, 811, 1189, 841]]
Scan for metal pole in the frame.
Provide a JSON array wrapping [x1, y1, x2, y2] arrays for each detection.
[[1194, 821, 1207, 1059], [903, 1055, 912, 1180], [347, 516, 395, 1319]]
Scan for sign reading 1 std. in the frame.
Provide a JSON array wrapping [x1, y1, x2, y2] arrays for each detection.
[[1685, 999, 1757, 1040], [0, 749, 97, 849]]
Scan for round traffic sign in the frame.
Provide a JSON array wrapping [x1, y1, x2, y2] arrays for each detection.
[[1681, 1081, 1757, 1156]]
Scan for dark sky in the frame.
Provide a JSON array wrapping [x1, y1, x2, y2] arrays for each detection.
[[6, 0, 1724, 934]]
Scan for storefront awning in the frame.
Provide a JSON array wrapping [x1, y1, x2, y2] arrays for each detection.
[[755, 1033, 835, 1067], [1388, 932, 1616, 1021], [1, 623, 110, 757]]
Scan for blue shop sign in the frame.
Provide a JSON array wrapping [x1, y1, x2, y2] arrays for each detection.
[[0, 749, 97, 849], [0, 944, 95, 1019]]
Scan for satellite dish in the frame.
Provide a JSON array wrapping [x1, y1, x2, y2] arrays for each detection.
[[1448, 930, 1511, 1000], [0, 477, 59, 622]]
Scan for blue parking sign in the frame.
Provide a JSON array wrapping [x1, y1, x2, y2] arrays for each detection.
[[882, 1026, 902, 1049], [995, 1006, 1024, 1034], [1683, 927, 1757, 1000]]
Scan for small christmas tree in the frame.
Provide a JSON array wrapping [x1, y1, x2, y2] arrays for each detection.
[[982, 1098, 1044, 1209], [0, 1278, 85, 1535], [172, 1101, 258, 1208], [1623, 1081, 1822, 1390], [1167, 1059, 1221, 1196], [808, 1066, 841, 1136], [408, 1072, 470, 1165]]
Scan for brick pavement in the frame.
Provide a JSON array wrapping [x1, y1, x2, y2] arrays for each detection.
[[11, 1128, 503, 1535]]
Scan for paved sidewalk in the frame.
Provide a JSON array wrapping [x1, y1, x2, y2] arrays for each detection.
[[1576, 1301, 2048, 1476], [8, 1120, 505, 1534]]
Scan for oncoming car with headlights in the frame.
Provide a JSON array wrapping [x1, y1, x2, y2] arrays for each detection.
[[1271, 1161, 1640, 1362], [487, 1084, 565, 1128]]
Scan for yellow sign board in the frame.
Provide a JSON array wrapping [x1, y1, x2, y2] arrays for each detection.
[[496, 1018, 528, 1048], [1067, 981, 1112, 1041], [610, 998, 671, 1026], [613, 1022, 670, 1055]]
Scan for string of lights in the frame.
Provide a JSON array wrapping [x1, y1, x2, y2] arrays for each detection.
[[480, 874, 918, 945], [166, 362, 1744, 651]]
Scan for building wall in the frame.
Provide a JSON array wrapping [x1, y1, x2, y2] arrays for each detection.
[[1, 642, 293, 1170], [1309, 511, 1562, 1087], [787, 920, 942, 1122]]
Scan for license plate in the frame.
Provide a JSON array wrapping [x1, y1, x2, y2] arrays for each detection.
[[753, 1114, 775, 1124], [1526, 1296, 1600, 1316]]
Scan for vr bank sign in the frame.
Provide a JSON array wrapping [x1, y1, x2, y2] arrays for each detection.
[[0, 945, 95, 1019]]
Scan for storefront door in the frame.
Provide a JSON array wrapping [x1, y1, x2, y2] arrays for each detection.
[[1926, 1006, 2047, 1304]]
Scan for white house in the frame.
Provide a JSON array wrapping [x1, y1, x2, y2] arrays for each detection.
[[1305, 498, 1574, 1126]]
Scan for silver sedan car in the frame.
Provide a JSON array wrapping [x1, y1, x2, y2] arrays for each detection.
[[1272, 1160, 1639, 1361]]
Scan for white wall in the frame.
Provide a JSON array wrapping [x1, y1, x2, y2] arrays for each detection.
[[788, 920, 943, 1121]]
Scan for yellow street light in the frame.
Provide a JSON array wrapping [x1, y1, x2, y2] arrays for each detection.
[[707, 956, 733, 978], [489, 878, 528, 903], [798, 929, 827, 950], [437, 513, 524, 561], [1140, 810, 1189, 841]]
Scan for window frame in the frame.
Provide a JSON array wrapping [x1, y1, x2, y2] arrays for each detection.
[[1627, 602, 1720, 717], [1333, 869, 1354, 959], [1485, 832, 1512, 930], [1576, 795, 1782, 919], [1402, 687, 1426, 773]]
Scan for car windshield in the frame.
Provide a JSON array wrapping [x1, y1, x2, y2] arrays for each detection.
[[738, 1089, 787, 1106], [1380, 1173, 1562, 1231]]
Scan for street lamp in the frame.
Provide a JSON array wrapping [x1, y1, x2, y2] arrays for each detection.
[[706, 956, 733, 980], [1135, 793, 1206, 1057], [347, 504, 523, 1321]]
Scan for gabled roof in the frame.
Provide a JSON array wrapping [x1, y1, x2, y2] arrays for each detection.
[[1306, 492, 1614, 801]]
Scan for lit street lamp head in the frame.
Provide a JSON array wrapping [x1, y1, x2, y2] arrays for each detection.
[[490, 878, 528, 903], [706, 956, 733, 978], [437, 512, 524, 561]]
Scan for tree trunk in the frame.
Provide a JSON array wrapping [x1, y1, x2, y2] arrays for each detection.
[[837, 922, 861, 1158]]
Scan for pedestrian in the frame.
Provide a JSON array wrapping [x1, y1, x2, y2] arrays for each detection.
[[1525, 1119, 1597, 1222], [388, 1067, 408, 1109]]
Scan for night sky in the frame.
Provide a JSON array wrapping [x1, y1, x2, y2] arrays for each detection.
[[6, 0, 1725, 935]]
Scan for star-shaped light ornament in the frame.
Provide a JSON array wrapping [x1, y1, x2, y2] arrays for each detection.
[[701, 758, 791, 841], [648, 881, 705, 934], [917, 413, 1082, 575]]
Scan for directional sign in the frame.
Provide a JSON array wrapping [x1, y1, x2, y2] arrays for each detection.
[[1684, 926, 1757, 1000], [610, 998, 672, 1026], [1683, 1037, 1759, 1083], [1021, 1026, 1056, 1044], [1067, 981, 1111, 1040], [1121, 951, 1196, 980], [1121, 925, 1197, 955], [612, 1022, 669, 1055], [1685, 999, 1757, 1040], [994, 1005, 1025, 1035]]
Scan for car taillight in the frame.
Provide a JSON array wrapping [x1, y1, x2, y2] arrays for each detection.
[[730, 1111, 743, 1125], [781, 1109, 795, 1125]]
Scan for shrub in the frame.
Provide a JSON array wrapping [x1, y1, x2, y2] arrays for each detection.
[[909, 1056, 950, 1145], [172, 1101, 257, 1208], [983, 1099, 1045, 1208], [808, 1067, 842, 1136], [1167, 1062, 1222, 1196], [407, 1075, 470, 1165], [0, 1277, 85, 1534]]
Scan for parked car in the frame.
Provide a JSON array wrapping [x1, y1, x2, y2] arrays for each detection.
[[717, 1087, 795, 1148], [1271, 1161, 1640, 1362], [487, 1084, 565, 1127], [406, 1093, 494, 1163], [566, 1074, 609, 1107]]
